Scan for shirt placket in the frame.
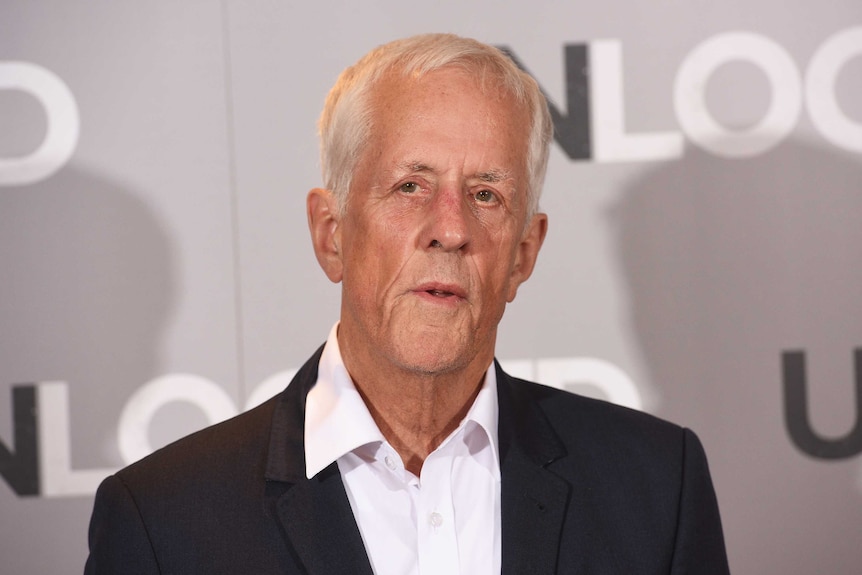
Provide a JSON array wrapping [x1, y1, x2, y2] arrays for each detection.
[[416, 446, 459, 574]]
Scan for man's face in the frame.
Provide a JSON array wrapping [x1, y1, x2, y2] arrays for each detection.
[[311, 67, 547, 377]]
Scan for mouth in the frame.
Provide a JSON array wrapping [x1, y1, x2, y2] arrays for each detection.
[[427, 289, 453, 297], [413, 282, 467, 302]]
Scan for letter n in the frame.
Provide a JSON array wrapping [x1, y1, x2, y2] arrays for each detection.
[[0, 385, 40, 495], [499, 44, 592, 160]]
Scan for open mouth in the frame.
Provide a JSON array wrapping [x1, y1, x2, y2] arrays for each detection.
[[415, 283, 466, 302], [427, 289, 454, 298]]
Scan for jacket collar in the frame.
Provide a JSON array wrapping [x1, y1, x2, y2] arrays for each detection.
[[264, 345, 323, 483], [264, 345, 374, 575], [495, 362, 571, 575]]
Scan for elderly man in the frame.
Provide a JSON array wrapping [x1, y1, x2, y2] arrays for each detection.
[[85, 34, 729, 574]]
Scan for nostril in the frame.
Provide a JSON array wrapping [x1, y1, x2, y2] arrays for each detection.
[[430, 239, 442, 248]]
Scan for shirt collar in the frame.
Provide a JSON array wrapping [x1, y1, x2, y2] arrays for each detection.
[[460, 358, 501, 480], [305, 323, 384, 479], [304, 323, 501, 480]]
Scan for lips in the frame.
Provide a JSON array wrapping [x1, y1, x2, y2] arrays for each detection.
[[428, 289, 452, 297], [414, 282, 467, 301]]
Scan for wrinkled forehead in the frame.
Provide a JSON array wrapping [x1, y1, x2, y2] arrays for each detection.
[[354, 68, 533, 212]]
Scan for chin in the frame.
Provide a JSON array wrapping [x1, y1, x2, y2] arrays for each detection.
[[389, 342, 473, 376], [379, 317, 490, 376]]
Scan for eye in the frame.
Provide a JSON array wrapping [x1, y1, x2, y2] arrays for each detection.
[[474, 189, 496, 203], [399, 182, 419, 194]]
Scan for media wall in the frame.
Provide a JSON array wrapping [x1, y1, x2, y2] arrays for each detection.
[[2, 1, 861, 573]]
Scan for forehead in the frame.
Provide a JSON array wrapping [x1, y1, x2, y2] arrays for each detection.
[[364, 67, 531, 172]]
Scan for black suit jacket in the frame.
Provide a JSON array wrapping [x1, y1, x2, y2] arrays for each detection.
[[85, 347, 729, 574]]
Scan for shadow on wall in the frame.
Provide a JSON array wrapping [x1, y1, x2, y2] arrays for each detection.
[[0, 167, 175, 470], [610, 140, 862, 575]]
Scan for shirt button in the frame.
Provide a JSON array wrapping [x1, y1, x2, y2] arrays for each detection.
[[429, 512, 444, 528], [384, 455, 397, 470]]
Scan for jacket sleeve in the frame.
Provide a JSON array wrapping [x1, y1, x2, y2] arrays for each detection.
[[84, 474, 161, 574], [670, 429, 731, 574]]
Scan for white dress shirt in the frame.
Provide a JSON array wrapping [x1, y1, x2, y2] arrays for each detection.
[[304, 324, 501, 575]]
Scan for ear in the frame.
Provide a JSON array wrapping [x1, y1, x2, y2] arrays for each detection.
[[506, 213, 548, 302], [307, 188, 343, 283]]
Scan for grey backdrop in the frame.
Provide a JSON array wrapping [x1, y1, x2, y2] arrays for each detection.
[[1, 1, 861, 573]]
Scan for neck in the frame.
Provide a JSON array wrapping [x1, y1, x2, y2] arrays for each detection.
[[337, 331, 492, 476]]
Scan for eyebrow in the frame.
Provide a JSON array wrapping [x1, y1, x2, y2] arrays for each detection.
[[395, 161, 513, 183], [476, 169, 512, 184], [396, 161, 432, 174]]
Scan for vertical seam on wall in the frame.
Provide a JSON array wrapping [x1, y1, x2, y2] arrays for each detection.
[[220, 0, 247, 400]]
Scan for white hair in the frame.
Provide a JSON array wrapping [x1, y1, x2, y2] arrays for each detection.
[[318, 33, 553, 218]]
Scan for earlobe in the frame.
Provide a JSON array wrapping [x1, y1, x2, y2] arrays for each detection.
[[506, 213, 548, 302], [307, 188, 344, 283]]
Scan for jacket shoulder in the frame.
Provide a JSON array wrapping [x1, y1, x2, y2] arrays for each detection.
[[504, 375, 693, 474], [114, 396, 278, 497], [502, 376, 728, 572], [510, 375, 683, 436]]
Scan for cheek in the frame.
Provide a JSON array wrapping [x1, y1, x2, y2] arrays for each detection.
[[345, 221, 413, 295], [477, 232, 522, 296], [482, 225, 519, 264], [474, 253, 511, 300]]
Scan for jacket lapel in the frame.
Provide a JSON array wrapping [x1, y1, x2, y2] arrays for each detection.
[[275, 463, 374, 575], [264, 346, 374, 575], [497, 363, 571, 575]]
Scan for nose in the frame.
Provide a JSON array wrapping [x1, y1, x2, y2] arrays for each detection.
[[423, 186, 471, 252]]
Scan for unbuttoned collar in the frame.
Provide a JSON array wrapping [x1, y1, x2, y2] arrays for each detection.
[[304, 323, 501, 481]]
